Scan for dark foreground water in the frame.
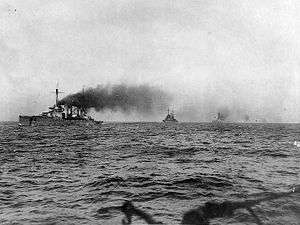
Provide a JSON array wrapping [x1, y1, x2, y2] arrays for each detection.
[[0, 122, 299, 225]]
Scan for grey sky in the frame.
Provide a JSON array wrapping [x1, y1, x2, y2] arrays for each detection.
[[1, 0, 299, 122]]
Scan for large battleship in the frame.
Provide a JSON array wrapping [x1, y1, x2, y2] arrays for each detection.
[[163, 109, 178, 123], [18, 86, 103, 126]]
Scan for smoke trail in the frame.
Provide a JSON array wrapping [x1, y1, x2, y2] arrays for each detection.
[[58, 84, 171, 114]]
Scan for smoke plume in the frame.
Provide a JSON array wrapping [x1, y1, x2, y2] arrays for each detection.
[[58, 84, 170, 115]]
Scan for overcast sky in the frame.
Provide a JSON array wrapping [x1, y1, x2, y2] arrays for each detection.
[[1, 0, 299, 122]]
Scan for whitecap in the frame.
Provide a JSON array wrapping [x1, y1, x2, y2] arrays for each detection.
[[293, 141, 300, 147]]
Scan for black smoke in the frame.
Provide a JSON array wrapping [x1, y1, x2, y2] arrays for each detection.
[[58, 84, 170, 114]]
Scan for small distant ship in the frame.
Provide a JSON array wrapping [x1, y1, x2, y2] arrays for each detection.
[[18, 86, 103, 126], [163, 109, 178, 123], [211, 112, 225, 124]]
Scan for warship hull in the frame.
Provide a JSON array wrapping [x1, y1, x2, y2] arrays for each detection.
[[163, 119, 178, 123], [211, 119, 223, 125], [19, 115, 102, 126]]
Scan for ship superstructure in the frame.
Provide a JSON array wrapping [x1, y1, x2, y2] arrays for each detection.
[[18, 86, 102, 126], [211, 112, 224, 123], [163, 108, 178, 123], [211, 112, 230, 126]]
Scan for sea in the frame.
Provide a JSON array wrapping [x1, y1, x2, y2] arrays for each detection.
[[0, 122, 299, 225]]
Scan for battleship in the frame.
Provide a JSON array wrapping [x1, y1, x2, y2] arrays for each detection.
[[162, 109, 178, 123], [18, 86, 103, 126], [211, 112, 226, 125]]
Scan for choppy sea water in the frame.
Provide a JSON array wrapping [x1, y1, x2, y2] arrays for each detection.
[[0, 122, 299, 225]]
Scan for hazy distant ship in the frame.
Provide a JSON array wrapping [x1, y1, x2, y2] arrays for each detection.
[[163, 109, 178, 123], [18, 86, 103, 126], [211, 112, 225, 124]]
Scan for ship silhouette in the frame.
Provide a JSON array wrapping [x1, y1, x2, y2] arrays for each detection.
[[163, 109, 178, 123], [19, 85, 103, 126], [211, 112, 226, 125]]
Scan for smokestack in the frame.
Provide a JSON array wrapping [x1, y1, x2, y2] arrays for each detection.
[[55, 88, 58, 107]]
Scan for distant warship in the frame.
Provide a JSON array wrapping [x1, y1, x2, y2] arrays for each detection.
[[211, 112, 225, 124], [18, 86, 103, 126], [163, 109, 178, 123]]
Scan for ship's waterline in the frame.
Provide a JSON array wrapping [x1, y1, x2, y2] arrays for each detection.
[[18, 115, 102, 126]]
